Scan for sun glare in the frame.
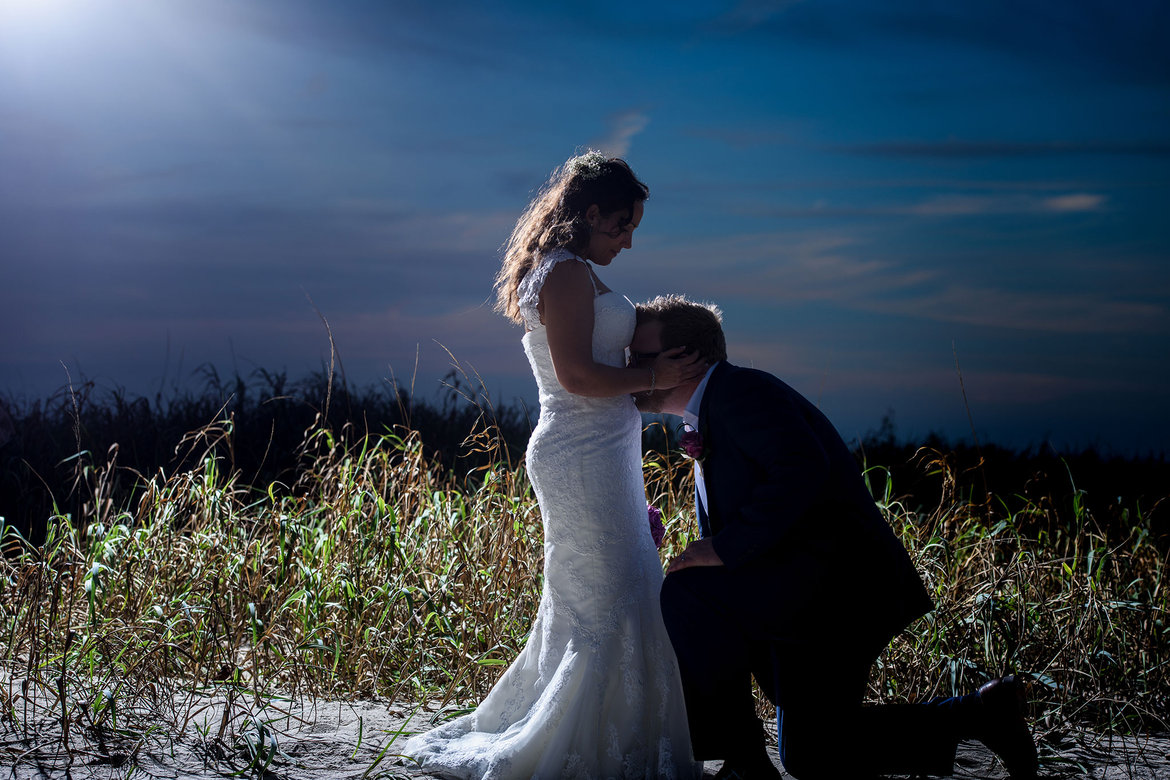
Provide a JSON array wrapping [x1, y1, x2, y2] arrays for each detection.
[[0, 0, 101, 54], [1, 0, 74, 25]]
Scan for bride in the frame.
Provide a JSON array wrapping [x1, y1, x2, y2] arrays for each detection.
[[403, 152, 704, 778]]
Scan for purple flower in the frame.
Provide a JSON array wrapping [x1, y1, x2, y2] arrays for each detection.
[[647, 503, 665, 549], [679, 430, 705, 461]]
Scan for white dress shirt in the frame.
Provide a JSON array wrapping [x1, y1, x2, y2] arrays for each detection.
[[682, 363, 718, 521]]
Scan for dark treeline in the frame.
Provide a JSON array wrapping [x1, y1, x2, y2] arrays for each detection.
[[2, 367, 1168, 551], [0, 366, 536, 545], [852, 417, 1170, 551]]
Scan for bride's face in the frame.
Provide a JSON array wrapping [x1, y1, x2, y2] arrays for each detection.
[[584, 200, 643, 266]]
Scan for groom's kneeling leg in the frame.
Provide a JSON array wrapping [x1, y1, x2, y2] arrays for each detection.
[[772, 652, 870, 779], [661, 569, 762, 760], [773, 646, 959, 779]]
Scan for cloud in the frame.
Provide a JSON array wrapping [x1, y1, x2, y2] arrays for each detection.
[[862, 286, 1166, 335], [903, 192, 1108, 216], [632, 225, 1165, 337], [591, 110, 650, 158], [720, 0, 805, 29], [839, 139, 1170, 159], [628, 229, 937, 305], [1042, 194, 1107, 213], [791, 360, 1142, 405], [762, 192, 1110, 218], [706, 324, 1159, 446], [949, 369, 1144, 406]]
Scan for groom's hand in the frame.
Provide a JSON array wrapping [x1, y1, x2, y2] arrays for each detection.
[[666, 538, 723, 573]]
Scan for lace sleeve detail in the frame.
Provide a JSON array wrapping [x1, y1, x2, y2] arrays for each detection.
[[517, 248, 591, 330]]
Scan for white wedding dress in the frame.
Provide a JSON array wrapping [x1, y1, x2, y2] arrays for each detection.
[[403, 249, 700, 779]]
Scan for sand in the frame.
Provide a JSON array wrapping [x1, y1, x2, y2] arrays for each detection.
[[3, 687, 1168, 779]]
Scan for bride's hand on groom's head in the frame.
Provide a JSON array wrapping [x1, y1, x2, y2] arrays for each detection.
[[653, 347, 706, 389]]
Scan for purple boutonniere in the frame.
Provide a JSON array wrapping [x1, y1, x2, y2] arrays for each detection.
[[647, 503, 665, 549], [679, 430, 706, 462]]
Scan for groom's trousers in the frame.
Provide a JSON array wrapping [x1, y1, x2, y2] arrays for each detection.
[[661, 561, 982, 779]]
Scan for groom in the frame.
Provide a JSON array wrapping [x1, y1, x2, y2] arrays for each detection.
[[632, 295, 1038, 780]]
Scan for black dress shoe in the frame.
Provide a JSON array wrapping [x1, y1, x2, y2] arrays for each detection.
[[977, 675, 1039, 779]]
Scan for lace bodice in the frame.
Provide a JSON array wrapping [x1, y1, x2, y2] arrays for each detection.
[[518, 246, 635, 415], [517, 247, 601, 331]]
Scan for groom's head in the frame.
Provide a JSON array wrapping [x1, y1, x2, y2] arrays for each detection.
[[631, 294, 726, 415]]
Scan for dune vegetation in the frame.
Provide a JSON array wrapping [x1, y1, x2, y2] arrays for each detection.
[[0, 369, 1166, 773]]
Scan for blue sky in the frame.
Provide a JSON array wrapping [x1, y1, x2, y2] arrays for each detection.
[[2, 0, 1167, 455]]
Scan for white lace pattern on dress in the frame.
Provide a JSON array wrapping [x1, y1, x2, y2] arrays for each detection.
[[403, 249, 700, 779], [517, 247, 595, 330]]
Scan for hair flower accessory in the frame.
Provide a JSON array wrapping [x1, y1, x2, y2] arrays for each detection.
[[679, 429, 706, 462], [647, 503, 665, 549], [567, 150, 606, 180]]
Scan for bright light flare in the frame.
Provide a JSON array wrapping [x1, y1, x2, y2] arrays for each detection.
[[1, 0, 82, 31], [0, 0, 109, 73]]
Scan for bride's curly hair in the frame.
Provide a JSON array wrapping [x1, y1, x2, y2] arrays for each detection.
[[495, 151, 649, 324]]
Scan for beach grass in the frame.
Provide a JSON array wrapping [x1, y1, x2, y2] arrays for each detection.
[[0, 379, 1167, 773]]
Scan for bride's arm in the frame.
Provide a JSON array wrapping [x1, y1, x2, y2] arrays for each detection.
[[541, 261, 697, 397]]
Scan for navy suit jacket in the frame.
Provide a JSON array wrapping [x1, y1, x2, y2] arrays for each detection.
[[696, 361, 933, 654]]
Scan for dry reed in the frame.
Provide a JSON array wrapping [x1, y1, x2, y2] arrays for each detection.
[[0, 404, 1166, 773]]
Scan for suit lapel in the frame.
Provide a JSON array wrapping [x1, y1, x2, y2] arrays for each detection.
[[695, 361, 728, 435], [695, 362, 729, 533]]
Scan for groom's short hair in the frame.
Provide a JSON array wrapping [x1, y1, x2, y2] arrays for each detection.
[[636, 294, 727, 363]]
